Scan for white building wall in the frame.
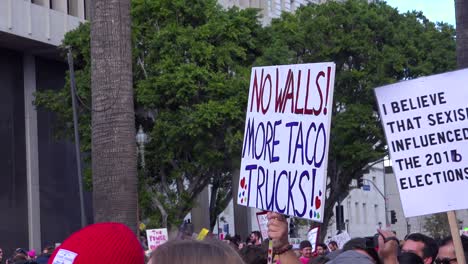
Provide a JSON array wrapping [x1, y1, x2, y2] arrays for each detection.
[[0, 0, 85, 47], [218, 0, 320, 25], [218, 0, 375, 25], [326, 162, 387, 239]]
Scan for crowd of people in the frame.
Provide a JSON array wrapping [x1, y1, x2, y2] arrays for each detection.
[[1, 212, 467, 264]]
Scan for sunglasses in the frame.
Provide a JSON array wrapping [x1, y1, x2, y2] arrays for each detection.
[[435, 257, 457, 264]]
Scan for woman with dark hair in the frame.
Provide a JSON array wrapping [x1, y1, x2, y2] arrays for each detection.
[[148, 239, 246, 264]]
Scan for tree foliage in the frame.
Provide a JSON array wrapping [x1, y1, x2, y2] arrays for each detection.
[[35, 0, 456, 235], [258, 0, 456, 239], [35, 0, 265, 230], [423, 213, 452, 239]]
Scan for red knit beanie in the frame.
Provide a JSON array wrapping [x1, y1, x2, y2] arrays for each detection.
[[48, 222, 145, 264]]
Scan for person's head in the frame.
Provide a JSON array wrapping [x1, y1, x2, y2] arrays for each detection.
[[300, 240, 313, 258], [149, 239, 245, 264], [239, 244, 267, 264], [398, 252, 424, 264], [316, 243, 328, 255], [436, 235, 468, 264], [342, 238, 381, 264], [403, 233, 438, 264], [43, 245, 54, 255], [250, 231, 262, 245], [328, 241, 338, 251], [28, 249, 36, 259], [309, 255, 330, 264], [48, 222, 145, 264], [14, 248, 28, 260]]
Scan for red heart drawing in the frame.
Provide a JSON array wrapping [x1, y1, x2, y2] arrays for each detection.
[[315, 196, 321, 209], [240, 177, 246, 189]]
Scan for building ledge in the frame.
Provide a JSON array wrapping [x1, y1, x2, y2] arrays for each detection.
[[0, 0, 85, 52]]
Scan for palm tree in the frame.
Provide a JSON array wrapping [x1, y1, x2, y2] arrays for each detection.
[[456, 0, 468, 68], [90, 0, 138, 233]]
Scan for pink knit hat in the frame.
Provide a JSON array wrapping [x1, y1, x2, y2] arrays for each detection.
[[28, 249, 36, 258], [48, 223, 144, 264]]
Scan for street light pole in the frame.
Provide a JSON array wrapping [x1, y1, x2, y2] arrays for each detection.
[[136, 125, 148, 169], [67, 48, 86, 228]]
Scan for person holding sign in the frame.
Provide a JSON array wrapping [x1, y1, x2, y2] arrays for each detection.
[[267, 212, 301, 264]]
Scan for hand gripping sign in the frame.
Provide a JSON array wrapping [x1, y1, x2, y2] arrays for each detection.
[[237, 63, 336, 221], [375, 68, 468, 217]]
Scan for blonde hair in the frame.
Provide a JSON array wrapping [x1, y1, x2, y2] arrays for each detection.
[[150, 239, 245, 264]]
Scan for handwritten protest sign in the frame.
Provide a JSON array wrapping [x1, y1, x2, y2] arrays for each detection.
[[146, 228, 168, 250], [325, 232, 351, 249], [237, 63, 335, 221], [256, 211, 269, 240], [375, 69, 468, 217], [307, 227, 320, 252]]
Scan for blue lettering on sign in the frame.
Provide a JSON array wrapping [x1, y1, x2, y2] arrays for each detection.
[[242, 118, 281, 163]]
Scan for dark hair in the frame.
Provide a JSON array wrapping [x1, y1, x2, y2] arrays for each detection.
[[150, 239, 245, 264], [328, 241, 338, 247], [317, 243, 327, 251], [398, 252, 424, 264], [300, 240, 312, 250], [405, 233, 438, 261], [251, 231, 262, 240], [308, 256, 329, 264], [239, 245, 267, 264], [439, 235, 468, 260], [342, 238, 381, 264]]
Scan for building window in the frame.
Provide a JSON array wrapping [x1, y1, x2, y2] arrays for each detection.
[[374, 204, 379, 225], [363, 203, 367, 224], [355, 202, 360, 224]]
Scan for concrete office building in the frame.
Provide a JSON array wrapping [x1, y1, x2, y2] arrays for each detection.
[[325, 161, 387, 239], [0, 0, 90, 254], [218, 0, 376, 24], [218, 0, 323, 24]]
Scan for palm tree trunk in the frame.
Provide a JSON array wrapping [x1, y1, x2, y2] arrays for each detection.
[[91, 0, 138, 233], [456, 0, 468, 68]]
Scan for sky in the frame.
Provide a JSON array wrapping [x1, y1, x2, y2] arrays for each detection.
[[384, 0, 456, 26]]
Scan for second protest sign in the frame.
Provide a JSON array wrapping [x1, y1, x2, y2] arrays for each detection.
[[375, 69, 468, 217]]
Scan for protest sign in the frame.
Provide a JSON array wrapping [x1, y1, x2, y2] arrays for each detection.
[[146, 228, 168, 250], [375, 69, 468, 217], [256, 211, 269, 240], [325, 232, 351, 249], [237, 63, 336, 221], [307, 227, 320, 252]]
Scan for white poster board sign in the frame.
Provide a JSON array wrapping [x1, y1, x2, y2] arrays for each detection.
[[307, 227, 320, 252], [325, 232, 351, 249], [256, 211, 269, 240], [375, 69, 468, 217], [237, 63, 336, 221], [146, 228, 168, 251]]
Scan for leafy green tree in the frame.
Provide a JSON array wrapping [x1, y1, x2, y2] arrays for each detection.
[[133, 0, 265, 230], [455, 0, 468, 68], [259, 0, 456, 239], [423, 213, 452, 239], [35, 0, 265, 231]]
